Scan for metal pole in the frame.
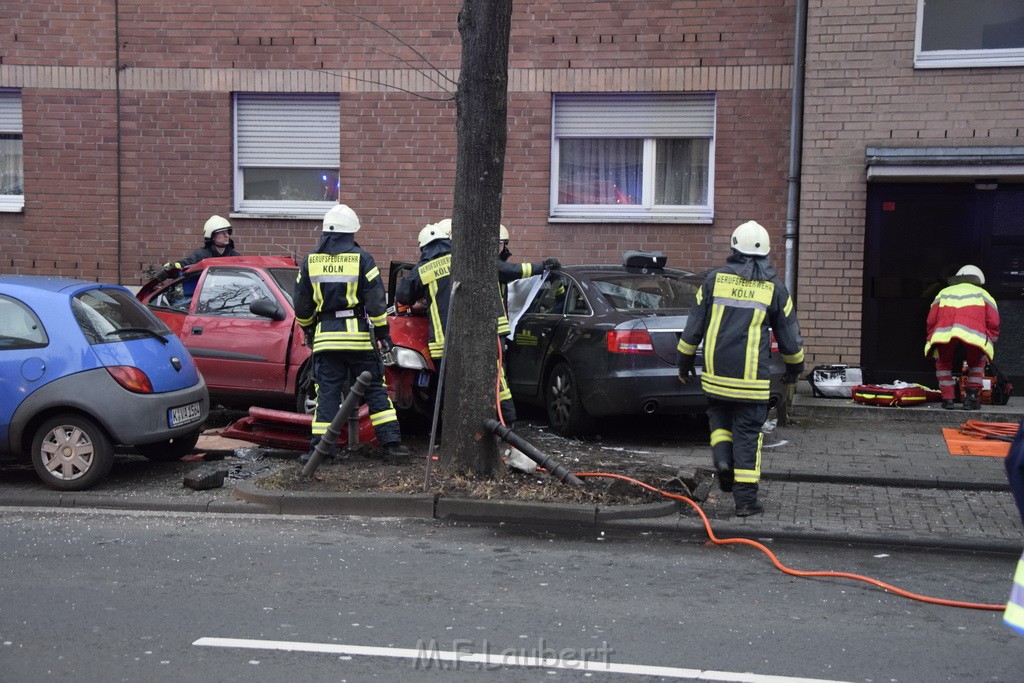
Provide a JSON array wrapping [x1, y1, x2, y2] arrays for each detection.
[[424, 281, 460, 491], [302, 370, 372, 477], [485, 419, 584, 488]]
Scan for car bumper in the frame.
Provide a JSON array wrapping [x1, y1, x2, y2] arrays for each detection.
[[9, 370, 209, 454], [578, 367, 708, 416]]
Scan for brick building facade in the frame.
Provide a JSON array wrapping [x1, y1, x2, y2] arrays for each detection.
[[800, 0, 1024, 383], [0, 1, 796, 288]]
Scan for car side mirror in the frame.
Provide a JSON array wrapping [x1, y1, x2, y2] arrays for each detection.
[[249, 297, 285, 321]]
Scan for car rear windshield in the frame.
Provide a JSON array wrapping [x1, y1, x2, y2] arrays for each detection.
[[73, 288, 172, 345], [592, 273, 699, 312]]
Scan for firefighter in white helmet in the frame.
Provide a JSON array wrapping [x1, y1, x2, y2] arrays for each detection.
[[396, 220, 454, 361], [676, 220, 804, 517], [495, 223, 561, 335], [157, 214, 239, 280], [924, 264, 1000, 410], [293, 204, 410, 464]]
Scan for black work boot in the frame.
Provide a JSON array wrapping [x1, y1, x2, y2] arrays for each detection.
[[963, 388, 981, 411], [941, 399, 956, 410], [735, 501, 765, 517], [733, 483, 762, 517], [382, 442, 412, 465], [716, 468, 735, 493]]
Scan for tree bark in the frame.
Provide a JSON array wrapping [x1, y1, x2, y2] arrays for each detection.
[[439, 0, 513, 479]]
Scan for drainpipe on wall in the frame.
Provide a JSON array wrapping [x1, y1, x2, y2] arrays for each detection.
[[784, 0, 808, 296], [115, 0, 123, 284]]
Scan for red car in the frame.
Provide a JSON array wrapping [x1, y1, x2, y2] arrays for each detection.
[[137, 256, 435, 417]]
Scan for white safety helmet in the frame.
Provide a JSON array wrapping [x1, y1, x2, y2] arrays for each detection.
[[956, 264, 985, 285], [730, 220, 771, 256], [499, 224, 510, 241], [322, 204, 361, 233], [418, 221, 450, 248], [203, 215, 232, 239]]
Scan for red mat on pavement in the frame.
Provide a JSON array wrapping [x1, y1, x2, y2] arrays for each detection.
[[942, 428, 1010, 457]]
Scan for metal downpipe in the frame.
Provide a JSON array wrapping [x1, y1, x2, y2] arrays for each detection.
[[784, 0, 808, 296], [485, 419, 583, 488]]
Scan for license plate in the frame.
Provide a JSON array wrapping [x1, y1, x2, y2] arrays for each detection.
[[168, 401, 202, 427]]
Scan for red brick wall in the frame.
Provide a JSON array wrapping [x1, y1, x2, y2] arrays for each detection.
[[1, 0, 797, 287], [799, 0, 1024, 368]]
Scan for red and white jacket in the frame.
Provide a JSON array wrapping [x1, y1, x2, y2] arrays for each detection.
[[924, 282, 1000, 360]]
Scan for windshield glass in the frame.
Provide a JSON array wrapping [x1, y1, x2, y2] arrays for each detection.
[[73, 288, 171, 345], [591, 273, 699, 312], [269, 268, 297, 306]]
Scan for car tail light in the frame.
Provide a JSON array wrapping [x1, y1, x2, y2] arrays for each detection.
[[106, 365, 154, 393], [607, 329, 655, 354]]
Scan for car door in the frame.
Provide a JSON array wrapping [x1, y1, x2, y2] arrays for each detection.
[[0, 294, 51, 450], [181, 266, 293, 394], [506, 272, 578, 400]]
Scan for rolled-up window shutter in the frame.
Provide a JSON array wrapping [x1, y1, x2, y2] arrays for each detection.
[[236, 94, 339, 168], [553, 93, 714, 138]]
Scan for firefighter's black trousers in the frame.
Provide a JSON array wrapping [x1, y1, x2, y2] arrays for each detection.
[[706, 398, 768, 506], [311, 350, 400, 451]]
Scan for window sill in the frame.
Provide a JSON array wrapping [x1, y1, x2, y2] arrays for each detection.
[[230, 211, 323, 221]]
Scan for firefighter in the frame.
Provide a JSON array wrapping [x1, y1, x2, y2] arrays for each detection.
[[495, 223, 561, 337], [676, 220, 804, 517], [157, 215, 239, 280], [396, 219, 526, 426], [396, 220, 453, 361], [924, 264, 1000, 410], [294, 204, 410, 464]]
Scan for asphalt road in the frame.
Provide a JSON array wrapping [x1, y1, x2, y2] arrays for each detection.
[[0, 507, 1020, 682]]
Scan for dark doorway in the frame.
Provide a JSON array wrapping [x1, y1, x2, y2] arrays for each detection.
[[863, 182, 1024, 388]]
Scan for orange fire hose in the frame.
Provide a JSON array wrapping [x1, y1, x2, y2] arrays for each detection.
[[959, 420, 1020, 441], [574, 471, 1006, 611]]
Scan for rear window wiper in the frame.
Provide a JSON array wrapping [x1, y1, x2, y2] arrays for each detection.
[[105, 327, 170, 344]]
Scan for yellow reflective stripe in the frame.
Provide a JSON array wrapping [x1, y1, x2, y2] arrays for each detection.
[[783, 295, 794, 317], [521, 263, 533, 277], [782, 349, 804, 364], [705, 303, 724, 375], [745, 307, 765, 380], [370, 408, 397, 426], [419, 254, 451, 284], [694, 288, 704, 305], [677, 339, 697, 355], [366, 266, 380, 282], [734, 433, 763, 483], [368, 313, 387, 326], [710, 428, 732, 446], [701, 374, 771, 401], [735, 469, 760, 483], [311, 420, 330, 436]]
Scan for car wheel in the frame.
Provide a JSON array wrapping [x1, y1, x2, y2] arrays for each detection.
[[31, 414, 115, 491], [295, 362, 317, 414], [545, 362, 594, 437], [135, 429, 202, 461]]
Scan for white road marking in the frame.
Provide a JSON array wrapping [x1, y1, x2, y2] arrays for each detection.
[[193, 637, 852, 682]]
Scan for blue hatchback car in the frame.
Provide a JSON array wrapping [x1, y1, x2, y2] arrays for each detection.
[[0, 276, 209, 490]]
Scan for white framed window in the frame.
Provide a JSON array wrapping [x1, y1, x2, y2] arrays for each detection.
[[233, 93, 340, 218], [550, 93, 714, 224], [0, 90, 24, 213], [915, 0, 1024, 68]]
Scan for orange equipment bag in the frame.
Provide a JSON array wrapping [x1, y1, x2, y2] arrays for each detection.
[[851, 383, 942, 407]]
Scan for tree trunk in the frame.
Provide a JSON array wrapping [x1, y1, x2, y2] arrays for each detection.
[[439, 0, 513, 479]]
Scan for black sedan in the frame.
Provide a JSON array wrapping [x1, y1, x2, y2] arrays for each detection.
[[504, 252, 787, 436]]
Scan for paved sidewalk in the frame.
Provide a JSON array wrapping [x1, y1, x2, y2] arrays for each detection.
[[1, 387, 1022, 553]]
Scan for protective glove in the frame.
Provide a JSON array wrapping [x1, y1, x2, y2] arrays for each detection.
[[378, 334, 395, 354], [782, 362, 803, 385], [678, 354, 696, 384], [543, 258, 561, 271], [302, 326, 315, 348]]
